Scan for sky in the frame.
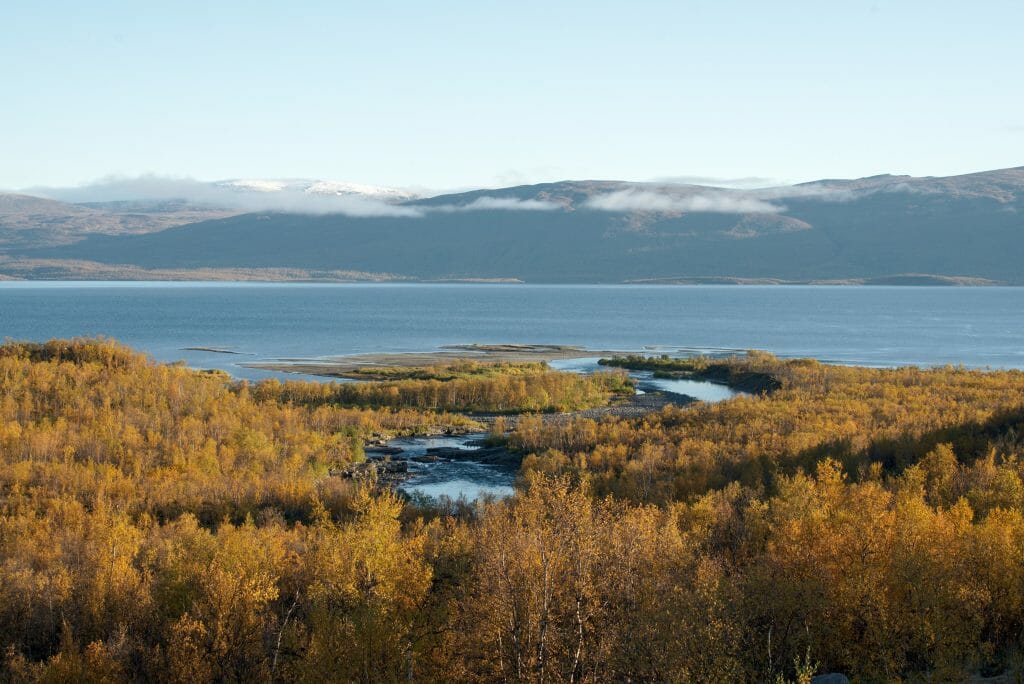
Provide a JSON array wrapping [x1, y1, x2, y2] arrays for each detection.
[[2, 0, 1022, 193]]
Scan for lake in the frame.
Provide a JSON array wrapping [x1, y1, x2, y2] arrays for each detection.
[[1, 282, 1022, 374]]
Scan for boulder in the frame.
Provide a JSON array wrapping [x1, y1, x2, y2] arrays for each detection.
[[365, 446, 404, 456], [811, 674, 850, 684]]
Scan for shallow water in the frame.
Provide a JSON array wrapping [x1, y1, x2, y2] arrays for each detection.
[[634, 373, 741, 402], [386, 433, 516, 502], [402, 472, 516, 502], [549, 357, 742, 403]]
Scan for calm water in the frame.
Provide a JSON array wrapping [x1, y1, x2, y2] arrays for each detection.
[[1, 282, 1021, 373], [548, 357, 742, 402]]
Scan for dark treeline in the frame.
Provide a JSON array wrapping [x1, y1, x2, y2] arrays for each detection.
[[3, 340, 1024, 681], [598, 353, 715, 373], [599, 352, 783, 393]]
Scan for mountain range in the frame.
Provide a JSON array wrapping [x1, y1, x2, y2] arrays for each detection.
[[1, 167, 1022, 284]]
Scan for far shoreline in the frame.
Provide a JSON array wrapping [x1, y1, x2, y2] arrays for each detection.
[[0, 277, 1015, 287]]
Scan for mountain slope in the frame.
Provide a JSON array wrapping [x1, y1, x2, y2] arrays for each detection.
[[11, 167, 1024, 283], [0, 193, 239, 249]]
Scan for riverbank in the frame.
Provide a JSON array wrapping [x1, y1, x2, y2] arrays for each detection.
[[334, 378, 702, 500], [465, 385, 697, 428]]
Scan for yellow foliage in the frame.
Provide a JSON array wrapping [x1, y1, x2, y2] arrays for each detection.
[[2, 340, 1024, 681]]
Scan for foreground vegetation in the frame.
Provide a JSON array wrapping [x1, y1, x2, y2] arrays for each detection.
[[2, 340, 1024, 681]]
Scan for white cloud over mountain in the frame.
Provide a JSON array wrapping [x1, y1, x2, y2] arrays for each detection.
[[584, 189, 783, 214]]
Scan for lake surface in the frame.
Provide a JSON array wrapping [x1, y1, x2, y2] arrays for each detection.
[[1, 282, 1023, 374]]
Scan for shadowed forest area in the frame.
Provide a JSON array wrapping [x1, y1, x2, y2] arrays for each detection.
[[2, 340, 1024, 681]]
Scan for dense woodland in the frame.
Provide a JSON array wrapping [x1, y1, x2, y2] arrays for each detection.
[[2, 339, 1024, 681]]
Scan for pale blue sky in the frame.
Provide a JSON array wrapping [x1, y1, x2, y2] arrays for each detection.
[[2, 0, 1022, 191]]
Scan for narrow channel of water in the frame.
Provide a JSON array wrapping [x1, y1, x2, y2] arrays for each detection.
[[548, 357, 743, 403], [630, 371, 741, 402], [386, 433, 517, 502]]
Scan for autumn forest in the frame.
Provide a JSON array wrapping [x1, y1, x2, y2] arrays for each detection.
[[2, 339, 1024, 682]]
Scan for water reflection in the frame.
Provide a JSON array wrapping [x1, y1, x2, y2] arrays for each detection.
[[634, 372, 741, 402], [549, 357, 742, 403]]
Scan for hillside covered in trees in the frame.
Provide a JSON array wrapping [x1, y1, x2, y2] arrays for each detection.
[[2, 340, 1024, 681]]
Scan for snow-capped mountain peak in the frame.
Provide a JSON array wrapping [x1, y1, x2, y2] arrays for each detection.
[[214, 179, 419, 202]]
